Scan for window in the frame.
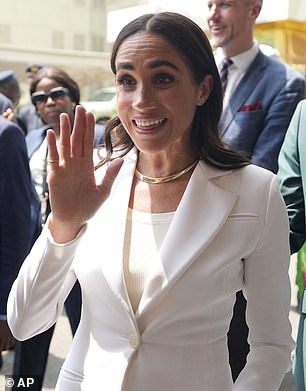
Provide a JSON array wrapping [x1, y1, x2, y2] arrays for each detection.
[[0, 25, 11, 44], [74, 34, 85, 50], [52, 31, 64, 49], [91, 35, 104, 52]]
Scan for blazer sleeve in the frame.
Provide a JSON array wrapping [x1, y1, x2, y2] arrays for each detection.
[[7, 222, 84, 340], [0, 123, 33, 315], [233, 174, 294, 390], [251, 70, 305, 173], [278, 100, 306, 254]]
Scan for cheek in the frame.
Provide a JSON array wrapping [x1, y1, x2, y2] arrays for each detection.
[[117, 93, 132, 119], [62, 98, 75, 114], [36, 106, 47, 120], [175, 94, 197, 117]]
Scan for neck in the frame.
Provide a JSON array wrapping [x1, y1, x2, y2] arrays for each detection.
[[135, 160, 198, 184], [221, 38, 254, 58]]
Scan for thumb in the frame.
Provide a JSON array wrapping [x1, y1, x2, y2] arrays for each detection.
[[97, 158, 124, 199]]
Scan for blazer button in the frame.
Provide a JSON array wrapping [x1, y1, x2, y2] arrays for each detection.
[[128, 333, 139, 349]]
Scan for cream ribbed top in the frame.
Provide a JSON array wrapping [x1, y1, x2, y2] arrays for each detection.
[[123, 208, 174, 313]]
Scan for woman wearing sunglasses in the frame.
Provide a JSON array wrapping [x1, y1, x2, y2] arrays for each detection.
[[12, 66, 104, 391]]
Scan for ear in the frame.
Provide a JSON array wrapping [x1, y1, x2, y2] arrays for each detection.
[[249, 2, 262, 21], [197, 74, 213, 106]]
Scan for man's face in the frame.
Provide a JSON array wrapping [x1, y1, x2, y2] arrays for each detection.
[[207, 0, 260, 54]]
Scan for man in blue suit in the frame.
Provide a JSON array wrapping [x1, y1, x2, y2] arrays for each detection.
[[207, 0, 305, 380], [0, 114, 40, 369]]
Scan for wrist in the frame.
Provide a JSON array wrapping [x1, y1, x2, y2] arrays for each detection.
[[48, 216, 84, 244]]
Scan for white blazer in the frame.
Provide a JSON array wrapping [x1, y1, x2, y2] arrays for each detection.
[[8, 149, 294, 391]]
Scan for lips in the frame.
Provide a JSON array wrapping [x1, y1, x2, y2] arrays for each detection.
[[210, 25, 223, 34], [134, 118, 166, 130]]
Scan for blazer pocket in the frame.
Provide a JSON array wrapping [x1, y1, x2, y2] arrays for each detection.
[[228, 213, 258, 221], [235, 109, 264, 124]]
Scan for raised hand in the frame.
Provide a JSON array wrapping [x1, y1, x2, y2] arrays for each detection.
[[47, 105, 123, 243]]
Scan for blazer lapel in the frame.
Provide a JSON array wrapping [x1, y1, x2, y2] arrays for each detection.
[[220, 51, 267, 136], [26, 126, 49, 158], [138, 162, 238, 314], [90, 149, 138, 313]]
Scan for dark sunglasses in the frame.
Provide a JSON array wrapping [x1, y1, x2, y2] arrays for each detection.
[[31, 87, 69, 105]]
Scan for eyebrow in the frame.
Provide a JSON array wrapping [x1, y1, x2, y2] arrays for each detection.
[[116, 60, 178, 72]]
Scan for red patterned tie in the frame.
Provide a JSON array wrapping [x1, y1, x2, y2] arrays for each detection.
[[219, 58, 233, 93]]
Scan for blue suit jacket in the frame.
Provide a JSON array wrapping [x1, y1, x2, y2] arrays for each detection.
[[220, 50, 305, 173], [0, 117, 38, 314]]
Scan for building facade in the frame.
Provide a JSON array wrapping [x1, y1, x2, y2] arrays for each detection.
[[0, 0, 305, 105]]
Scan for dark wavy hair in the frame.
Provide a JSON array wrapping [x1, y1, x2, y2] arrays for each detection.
[[96, 12, 249, 170], [30, 66, 80, 107]]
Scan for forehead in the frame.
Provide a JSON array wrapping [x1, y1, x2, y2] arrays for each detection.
[[35, 77, 61, 91], [207, 0, 246, 5], [116, 32, 183, 68]]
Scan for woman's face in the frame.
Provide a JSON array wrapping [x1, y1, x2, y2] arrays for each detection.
[[115, 32, 212, 158], [33, 77, 75, 131]]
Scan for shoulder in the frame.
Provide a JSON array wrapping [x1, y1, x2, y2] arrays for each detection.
[[201, 162, 276, 193], [26, 125, 48, 141], [0, 116, 24, 140], [240, 163, 275, 181], [258, 51, 304, 81], [238, 165, 281, 203], [295, 99, 306, 113]]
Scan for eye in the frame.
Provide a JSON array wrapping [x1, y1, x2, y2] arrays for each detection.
[[116, 75, 135, 88], [220, 1, 231, 8], [154, 73, 174, 86]]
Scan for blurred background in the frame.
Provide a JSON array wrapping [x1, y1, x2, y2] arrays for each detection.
[[0, 0, 305, 121]]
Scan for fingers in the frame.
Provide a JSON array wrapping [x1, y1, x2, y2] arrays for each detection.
[[2, 108, 14, 122], [84, 111, 95, 158], [59, 113, 73, 163], [47, 106, 95, 167], [46, 129, 59, 168], [71, 106, 95, 158], [47, 113, 72, 167]]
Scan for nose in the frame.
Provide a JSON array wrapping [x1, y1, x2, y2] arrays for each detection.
[[132, 84, 156, 109], [207, 4, 219, 21], [45, 96, 56, 105]]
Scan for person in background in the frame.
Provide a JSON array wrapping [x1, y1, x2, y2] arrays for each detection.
[[8, 12, 293, 390], [0, 70, 21, 107], [12, 66, 104, 391], [17, 64, 45, 134], [0, 70, 28, 134], [278, 99, 306, 391], [207, 0, 305, 379], [0, 91, 13, 115], [0, 107, 40, 370]]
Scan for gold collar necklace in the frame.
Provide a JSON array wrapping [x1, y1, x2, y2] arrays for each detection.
[[134, 160, 198, 184]]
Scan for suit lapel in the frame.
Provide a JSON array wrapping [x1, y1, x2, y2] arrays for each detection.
[[26, 126, 49, 158], [220, 52, 267, 136], [138, 162, 238, 314]]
